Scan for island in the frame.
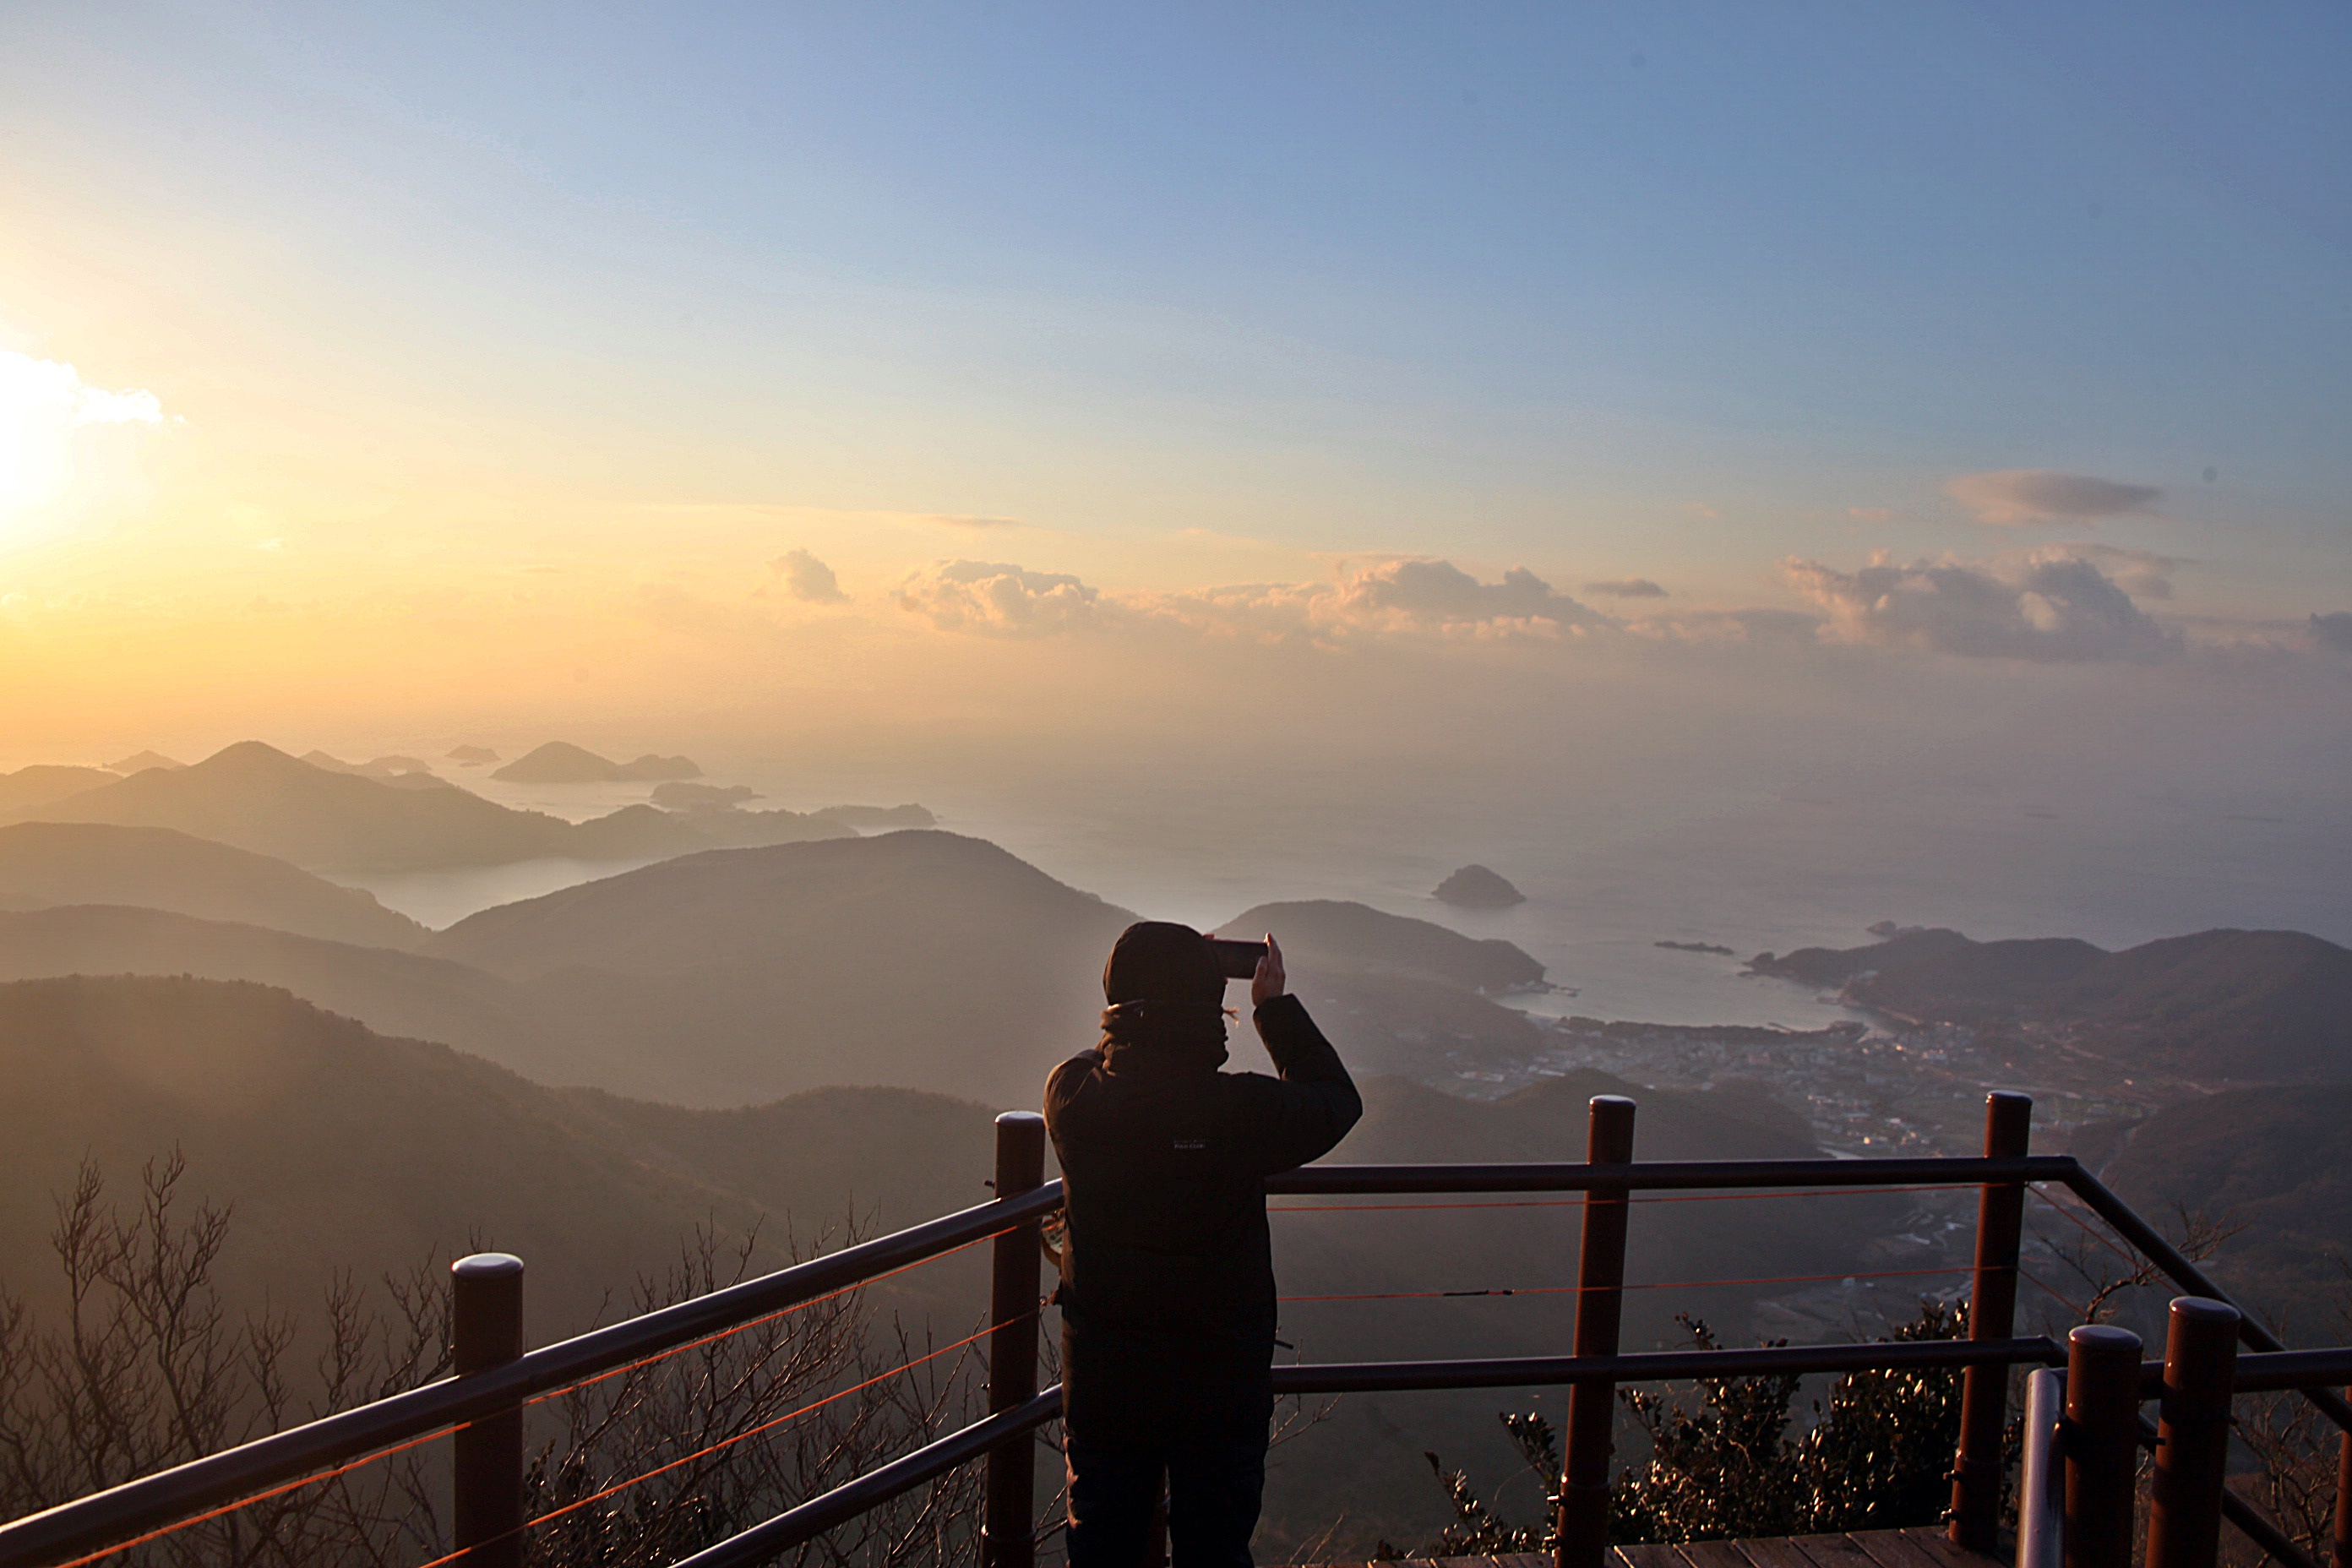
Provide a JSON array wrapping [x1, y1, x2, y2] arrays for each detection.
[[1433, 863, 1525, 908], [1655, 939, 1734, 956], [492, 742, 702, 783]]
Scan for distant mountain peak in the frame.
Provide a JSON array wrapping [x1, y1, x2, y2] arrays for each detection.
[[105, 750, 184, 774], [301, 751, 437, 781], [203, 740, 314, 772], [492, 743, 701, 783], [13, 742, 841, 873]]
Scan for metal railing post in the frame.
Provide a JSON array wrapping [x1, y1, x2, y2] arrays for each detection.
[[1555, 1094, 1636, 1568], [450, 1253, 525, 1568], [983, 1112, 1046, 1568], [2065, 1323, 2142, 1568], [1951, 1090, 2032, 1554], [2018, 1368, 2066, 1568], [2146, 1297, 2239, 1568]]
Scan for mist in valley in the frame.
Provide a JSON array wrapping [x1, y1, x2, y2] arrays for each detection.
[[4, 693, 2349, 1549]]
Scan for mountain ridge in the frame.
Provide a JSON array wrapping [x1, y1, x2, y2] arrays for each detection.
[[1748, 925, 2352, 1081], [493, 742, 700, 783], [10, 742, 848, 872], [0, 765, 122, 811], [0, 822, 429, 948]]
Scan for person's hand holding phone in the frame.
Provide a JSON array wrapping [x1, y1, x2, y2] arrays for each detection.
[[1251, 933, 1285, 1008]]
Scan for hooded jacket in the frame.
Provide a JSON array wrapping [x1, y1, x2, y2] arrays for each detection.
[[1044, 994, 1361, 1445]]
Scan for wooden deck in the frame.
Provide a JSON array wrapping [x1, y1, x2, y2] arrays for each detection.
[[1327, 1527, 2001, 1568]]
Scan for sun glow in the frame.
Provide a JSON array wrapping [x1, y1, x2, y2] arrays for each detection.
[[0, 350, 166, 532]]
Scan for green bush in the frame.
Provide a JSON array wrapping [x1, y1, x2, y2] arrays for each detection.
[[1416, 1301, 1967, 1553]]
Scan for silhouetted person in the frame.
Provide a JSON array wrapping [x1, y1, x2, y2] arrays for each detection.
[[1046, 921, 1362, 1567]]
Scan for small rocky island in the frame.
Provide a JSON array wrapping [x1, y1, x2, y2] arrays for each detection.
[[1655, 939, 1734, 956], [1433, 863, 1524, 907]]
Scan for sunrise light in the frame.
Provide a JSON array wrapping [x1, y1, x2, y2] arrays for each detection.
[[0, 350, 166, 533]]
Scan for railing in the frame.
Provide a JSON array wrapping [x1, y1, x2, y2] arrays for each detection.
[[3, 1094, 2348, 1568]]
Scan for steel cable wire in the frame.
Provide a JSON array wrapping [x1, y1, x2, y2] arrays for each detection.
[[520, 1228, 1006, 1409], [35, 1229, 1011, 1568], [46, 1424, 461, 1568], [2029, 1184, 2142, 1269], [410, 1305, 1040, 1568], [2019, 1268, 2095, 1322]]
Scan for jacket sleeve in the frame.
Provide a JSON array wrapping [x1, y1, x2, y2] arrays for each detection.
[[1043, 1051, 1101, 1139], [1239, 994, 1363, 1176]]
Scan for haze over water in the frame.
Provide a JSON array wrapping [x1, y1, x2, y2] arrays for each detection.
[[334, 742, 2352, 1032]]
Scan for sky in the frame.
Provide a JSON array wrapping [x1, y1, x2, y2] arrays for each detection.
[[3, 2, 2349, 886]]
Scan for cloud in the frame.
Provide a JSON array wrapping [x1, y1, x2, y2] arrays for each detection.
[[1944, 469, 2161, 526], [0, 351, 166, 429], [1585, 578, 1668, 599], [2313, 612, 2352, 655], [2061, 543, 2179, 602], [896, 556, 1609, 645], [892, 549, 2220, 671], [1786, 549, 2175, 662], [771, 547, 848, 604], [0, 351, 170, 514], [923, 514, 1021, 531], [896, 560, 1104, 636], [1337, 559, 1602, 627], [1140, 559, 1611, 646]]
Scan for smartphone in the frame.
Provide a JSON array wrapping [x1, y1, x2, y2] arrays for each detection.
[[1209, 938, 1269, 979]]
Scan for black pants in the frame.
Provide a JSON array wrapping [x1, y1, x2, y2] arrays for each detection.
[[1064, 1435, 1266, 1568]]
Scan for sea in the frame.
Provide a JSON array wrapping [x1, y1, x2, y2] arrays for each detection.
[[334, 760, 2352, 1033]]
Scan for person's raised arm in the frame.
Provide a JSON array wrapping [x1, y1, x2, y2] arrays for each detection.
[[1241, 934, 1361, 1173]]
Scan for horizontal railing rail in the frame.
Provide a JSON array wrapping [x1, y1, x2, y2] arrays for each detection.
[[0, 1181, 1064, 1568], [675, 1334, 2352, 1568], [670, 1388, 1069, 1568], [2064, 1165, 2352, 1434], [1267, 1335, 2065, 1392], [672, 1337, 2079, 1568], [1264, 1153, 2077, 1193], [6, 1130, 2348, 1568], [2221, 1345, 2352, 1393]]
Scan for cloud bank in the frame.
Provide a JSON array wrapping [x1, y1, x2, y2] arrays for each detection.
[[1945, 469, 2160, 526], [1787, 550, 2174, 662], [1328, 558, 1603, 630], [883, 547, 2337, 672], [896, 557, 1609, 644], [1585, 578, 1667, 598], [896, 560, 1103, 635]]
